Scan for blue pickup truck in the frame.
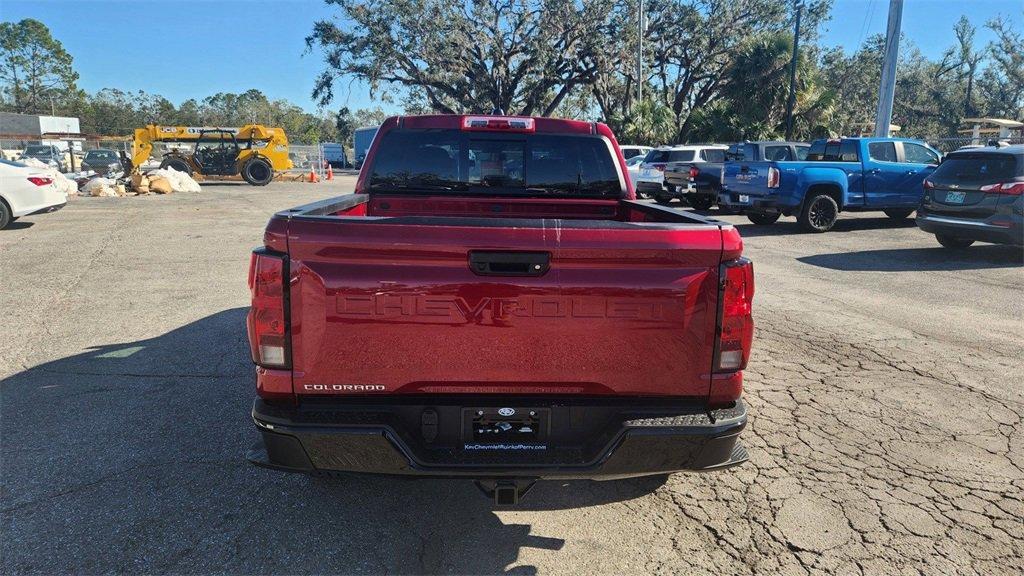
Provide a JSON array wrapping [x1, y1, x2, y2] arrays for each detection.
[[720, 137, 941, 231]]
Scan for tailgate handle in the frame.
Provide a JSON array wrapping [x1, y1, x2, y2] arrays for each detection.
[[469, 251, 550, 277]]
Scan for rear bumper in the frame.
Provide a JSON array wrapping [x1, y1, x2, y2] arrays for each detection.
[[635, 181, 666, 195], [718, 190, 782, 212], [916, 213, 1023, 245], [248, 397, 748, 480], [27, 201, 66, 216], [663, 181, 702, 198]]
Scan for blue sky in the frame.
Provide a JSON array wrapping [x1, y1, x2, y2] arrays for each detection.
[[4, 0, 1021, 115]]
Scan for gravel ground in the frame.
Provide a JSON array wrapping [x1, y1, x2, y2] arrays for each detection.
[[1, 178, 1022, 575]]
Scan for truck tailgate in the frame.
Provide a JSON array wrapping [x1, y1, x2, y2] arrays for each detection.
[[286, 216, 724, 398], [723, 161, 773, 197]]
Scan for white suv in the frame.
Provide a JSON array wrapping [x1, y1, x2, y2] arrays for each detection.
[[635, 145, 723, 198]]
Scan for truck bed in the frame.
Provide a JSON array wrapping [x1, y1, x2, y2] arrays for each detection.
[[266, 194, 740, 400]]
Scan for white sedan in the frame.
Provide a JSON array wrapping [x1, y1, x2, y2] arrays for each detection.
[[0, 159, 68, 229]]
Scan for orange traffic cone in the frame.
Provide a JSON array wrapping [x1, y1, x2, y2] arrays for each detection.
[[308, 167, 319, 183], [326, 163, 333, 180]]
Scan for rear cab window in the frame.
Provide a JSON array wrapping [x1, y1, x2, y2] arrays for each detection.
[[368, 129, 623, 197], [807, 140, 859, 162]]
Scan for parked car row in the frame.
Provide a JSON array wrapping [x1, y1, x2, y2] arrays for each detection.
[[622, 136, 1021, 249]]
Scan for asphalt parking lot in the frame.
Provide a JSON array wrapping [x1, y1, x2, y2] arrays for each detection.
[[2, 177, 1022, 575]]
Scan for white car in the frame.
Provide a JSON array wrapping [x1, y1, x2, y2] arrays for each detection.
[[619, 145, 652, 162], [634, 145, 725, 199], [625, 154, 646, 186], [0, 159, 68, 229]]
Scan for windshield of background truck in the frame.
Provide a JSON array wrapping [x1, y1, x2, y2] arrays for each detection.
[[368, 129, 622, 197]]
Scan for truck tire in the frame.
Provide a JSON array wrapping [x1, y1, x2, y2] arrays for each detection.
[[688, 195, 714, 211], [0, 200, 11, 230], [935, 234, 974, 249], [798, 194, 839, 232], [884, 208, 914, 220], [747, 212, 780, 225], [160, 157, 193, 176], [242, 157, 274, 186]]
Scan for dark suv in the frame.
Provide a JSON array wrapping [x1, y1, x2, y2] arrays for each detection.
[[917, 144, 1023, 248]]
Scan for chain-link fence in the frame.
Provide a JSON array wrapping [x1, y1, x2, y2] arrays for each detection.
[[926, 136, 1024, 154], [2, 137, 335, 180], [1, 137, 133, 173], [287, 144, 326, 177]]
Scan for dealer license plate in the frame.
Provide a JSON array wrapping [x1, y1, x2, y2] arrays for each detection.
[[738, 195, 750, 203]]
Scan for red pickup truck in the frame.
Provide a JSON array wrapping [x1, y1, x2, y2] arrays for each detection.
[[246, 115, 753, 504]]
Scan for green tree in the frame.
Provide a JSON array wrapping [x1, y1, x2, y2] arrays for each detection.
[[307, 0, 617, 115], [335, 106, 354, 143], [976, 16, 1024, 121], [938, 16, 984, 117], [353, 106, 390, 128], [0, 19, 80, 114]]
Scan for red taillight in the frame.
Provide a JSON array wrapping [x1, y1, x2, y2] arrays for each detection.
[[923, 180, 935, 190], [715, 258, 754, 374], [247, 251, 289, 368], [462, 116, 535, 132], [27, 176, 53, 186], [689, 166, 699, 179], [654, 164, 666, 172], [980, 182, 1024, 196], [767, 166, 780, 188]]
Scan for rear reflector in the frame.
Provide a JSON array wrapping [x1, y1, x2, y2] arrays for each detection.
[[980, 182, 1024, 195], [27, 176, 53, 186], [462, 116, 535, 132], [247, 250, 289, 369], [767, 166, 780, 188], [715, 258, 754, 373]]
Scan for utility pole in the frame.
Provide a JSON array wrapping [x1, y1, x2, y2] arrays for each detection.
[[637, 0, 644, 107], [874, 0, 904, 137], [784, 1, 803, 141]]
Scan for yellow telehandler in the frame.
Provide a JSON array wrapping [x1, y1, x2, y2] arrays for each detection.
[[129, 124, 293, 186]]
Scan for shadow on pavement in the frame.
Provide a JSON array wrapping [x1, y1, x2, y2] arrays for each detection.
[[1, 220, 35, 231], [0, 308, 662, 574], [798, 244, 1024, 271], [732, 216, 919, 238]]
